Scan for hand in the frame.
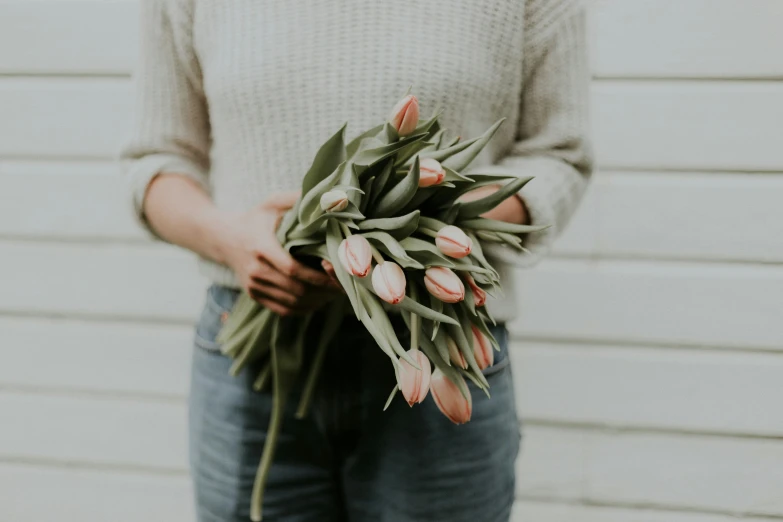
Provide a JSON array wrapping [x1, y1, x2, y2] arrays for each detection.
[[218, 191, 341, 316], [459, 184, 530, 225]]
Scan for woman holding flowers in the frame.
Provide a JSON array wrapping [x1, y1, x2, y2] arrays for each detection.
[[122, 0, 592, 520]]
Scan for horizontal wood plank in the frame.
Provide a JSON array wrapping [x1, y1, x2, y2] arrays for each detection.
[[4, 78, 783, 172], [0, 317, 192, 396], [590, 0, 783, 79], [0, 241, 206, 322], [0, 0, 137, 75], [0, 78, 132, 159], [512, 500, 775, 522], [0, 392, 187, 470], [593, 81, 783, 171], [0, 463, 192, 522], [513, 343, 783, 436], [517, 427, 783, 517], [511, 259, 782, 350]]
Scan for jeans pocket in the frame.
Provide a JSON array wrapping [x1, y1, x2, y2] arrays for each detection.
[[194, 285, 241, 352]]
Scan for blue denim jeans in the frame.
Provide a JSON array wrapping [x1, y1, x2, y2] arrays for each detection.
[[189, 285, 521, 522]]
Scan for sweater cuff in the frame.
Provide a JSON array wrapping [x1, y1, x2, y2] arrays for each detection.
[[125, 153, 211, 241], [472, 156, 587, 267]]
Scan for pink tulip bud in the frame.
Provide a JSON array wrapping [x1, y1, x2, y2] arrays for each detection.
[[372, 261, 406, 304], [430, 369, 472, 424], [471, 325, 494, 370], [424, 267, 465, 303], [417, 158, 446, 187], [397, 350, 431, 406], [464, 274, 487, 307], [435, 225, 472, 258], [320, 189, 349, 212], [389, 94, 420, 136], [446, 336, 468, 369], [337, 235, 372, 278]]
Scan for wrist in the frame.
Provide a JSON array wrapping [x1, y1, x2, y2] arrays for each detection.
[[202, 209, 242, 267]]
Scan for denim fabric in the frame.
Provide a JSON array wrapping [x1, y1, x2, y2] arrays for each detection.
[[189, 285, 522, 522]]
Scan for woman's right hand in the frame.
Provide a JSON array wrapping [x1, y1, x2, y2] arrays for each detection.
[[219, 191, 340, 316]]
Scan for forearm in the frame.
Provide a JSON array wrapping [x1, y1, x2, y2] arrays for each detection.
[[143, 173, 233, 265]]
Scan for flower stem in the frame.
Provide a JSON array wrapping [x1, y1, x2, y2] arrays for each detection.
[[419, 227, 439, 239], [409, 284, 420, 352], [369, 244, 385, 264], [339, 221, 352, 237]]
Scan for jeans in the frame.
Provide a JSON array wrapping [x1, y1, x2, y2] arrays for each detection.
[[189, 285, 521, 522]]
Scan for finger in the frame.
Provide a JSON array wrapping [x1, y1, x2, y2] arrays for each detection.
[[263, 191, 300, 211], [320, 260, 343, 289], [252, 262, 307, 297], [263, 246, 334, 287], [249, 282, 300, 307], [247, 287, 298, 316]]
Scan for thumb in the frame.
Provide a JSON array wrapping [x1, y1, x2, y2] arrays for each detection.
[[263, 190, 300, 211]]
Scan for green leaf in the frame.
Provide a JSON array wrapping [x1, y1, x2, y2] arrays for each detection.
[[442, 119, 505, 172], [361, 230, 420, 267], [412, 111, 442, 136], [463, 304, 500, 351], [475, 230, 503, 243], [418, 216, 448, 232], [283, 236, 324, 251], [393, 140, 436, 168], [399, 236, 456, 268], [368, 159, 395, 207], [460, 217, 550, 235], [456, 176, 533, 220], [346, 124, 384, 158], [289, 201, 363, 238], [443, 167, 473, 183], [372, 156, 420, 218], [358, 210, 420, 240], [217, 293, 260, 344], [294, 243, 329, 260], [298, 162, 346, 225], [445, 306, 489, 389], [301, 124, 347, 197], [359, 175, 375, 214], [432, 328, 451, 365], [325, 220, 364, 318], [397, 186, 437, 215], [360, 286, 419, 367], [295, 300, 347, 418], [353, 133, 428, 167], [429, 293, 443, 340], [408, 324, 471, 402]]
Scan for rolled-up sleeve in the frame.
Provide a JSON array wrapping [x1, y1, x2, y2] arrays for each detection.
[[484, 0, 594, 266], [120, 0, 211, 239]]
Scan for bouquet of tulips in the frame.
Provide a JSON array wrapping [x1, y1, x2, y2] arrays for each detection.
[[217, 93, 543, 520]]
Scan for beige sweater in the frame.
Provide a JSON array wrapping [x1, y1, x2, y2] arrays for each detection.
[[121, 0, 593, 322]]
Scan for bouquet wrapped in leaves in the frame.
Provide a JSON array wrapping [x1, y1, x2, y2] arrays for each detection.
[[217, 93, 544, 520]]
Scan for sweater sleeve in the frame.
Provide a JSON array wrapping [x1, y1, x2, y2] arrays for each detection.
[[120, 0, 211, 239], [483, 0, 594, 266]]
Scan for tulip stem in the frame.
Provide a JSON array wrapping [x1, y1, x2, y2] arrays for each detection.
[[409, 285, 420, 352], [338, 221, 353, 237], [419, 227, 439, 239], [369, 245, 385, 265]]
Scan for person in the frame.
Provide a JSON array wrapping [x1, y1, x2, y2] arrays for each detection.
[[121, 0, 593, 520]]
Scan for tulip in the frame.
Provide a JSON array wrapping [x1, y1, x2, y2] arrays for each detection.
[[464, 274, 487, 307], [446, 336, 468, 369], [397, 350, 431, 406], [372, 261, 406, 304], [424, 267, 465, 303], [471, 325, 494, 370], [389, 94, 420, 136], [337, 235, 372, 278], [430, 369, 472, 424], [417, 157, 446, 187], [320, 189, 349, 212], [435, 225, 472, 258]]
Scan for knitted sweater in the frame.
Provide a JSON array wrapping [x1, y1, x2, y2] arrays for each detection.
[[121, 0, 593, 322]]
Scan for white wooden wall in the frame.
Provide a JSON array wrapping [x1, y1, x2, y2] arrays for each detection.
[[1, 1, 782, 520]]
